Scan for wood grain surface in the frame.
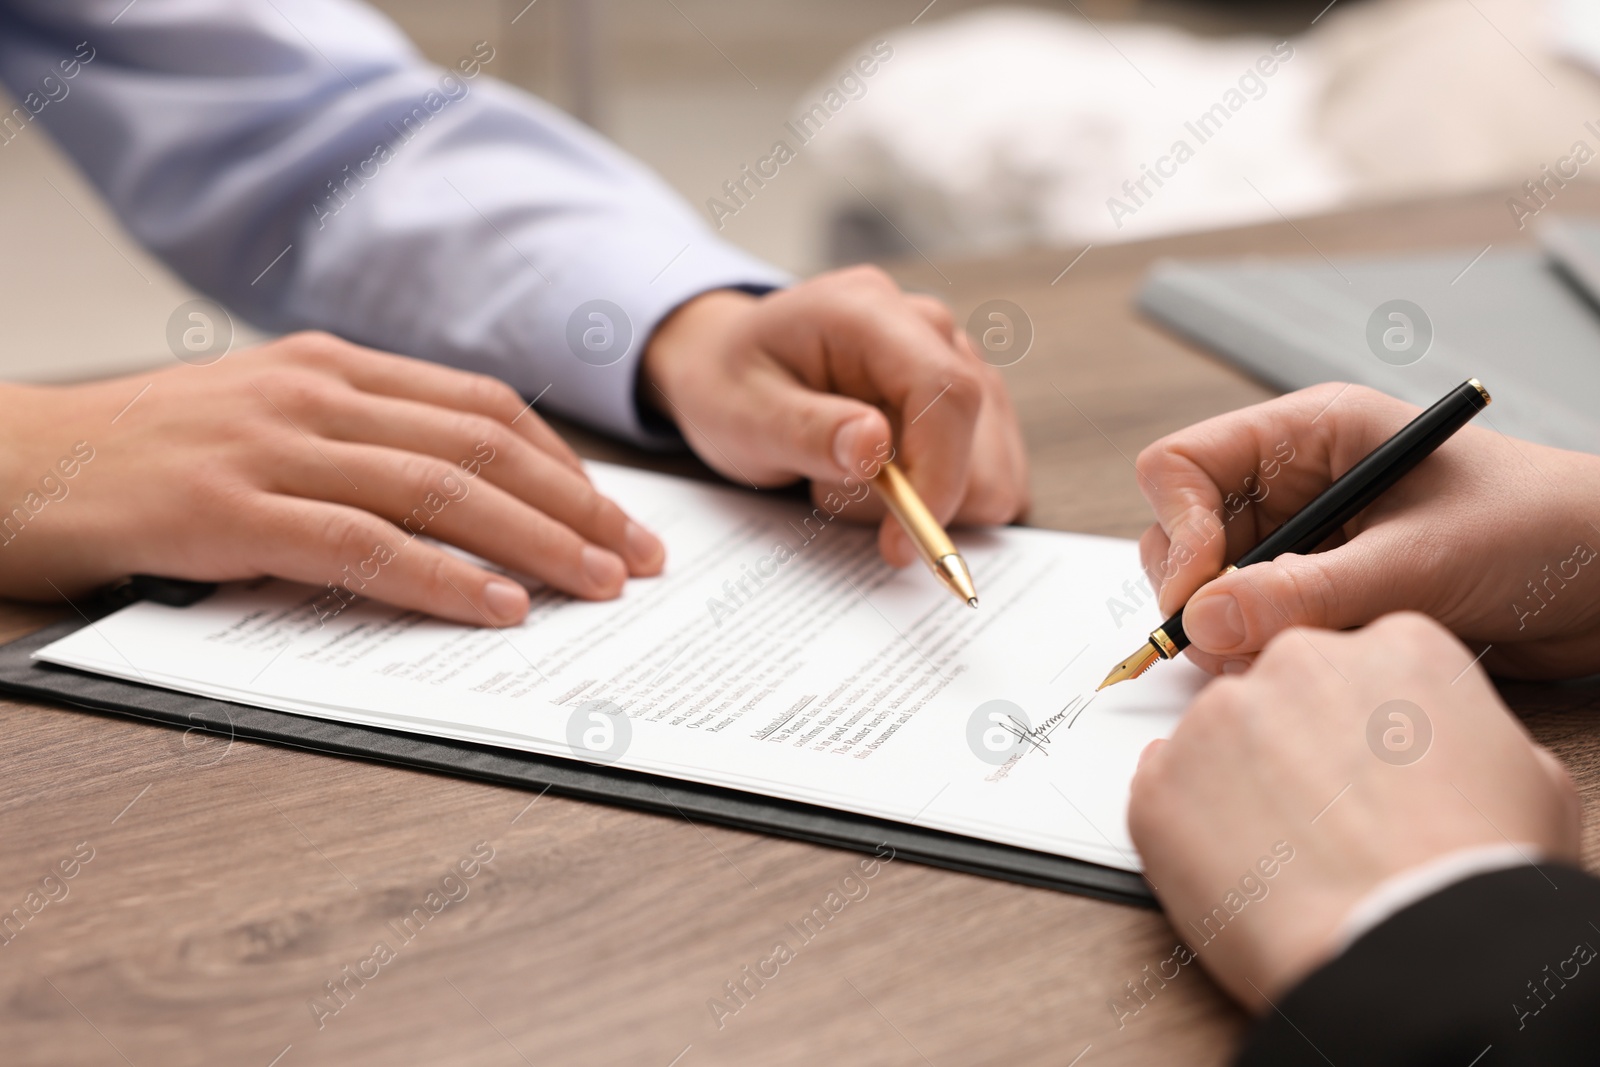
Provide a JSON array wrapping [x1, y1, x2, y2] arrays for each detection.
[[5, 188, 1600, 1067]]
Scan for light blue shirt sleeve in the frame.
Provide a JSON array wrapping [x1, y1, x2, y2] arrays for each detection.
[[0, 0, 791, 446]]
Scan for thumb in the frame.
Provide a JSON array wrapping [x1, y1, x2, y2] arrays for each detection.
[[1181, 544, 1405, 655], [741, 368, 893, 484]]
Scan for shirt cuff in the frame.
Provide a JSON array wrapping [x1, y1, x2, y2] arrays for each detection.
[[1332, 842, 1543, 953], [545, 243, 793, 449]]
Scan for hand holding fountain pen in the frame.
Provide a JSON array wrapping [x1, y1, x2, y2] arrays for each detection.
[[1098, 378, 1493, 690]]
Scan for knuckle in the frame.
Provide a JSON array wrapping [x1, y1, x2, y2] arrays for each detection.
[[419, 548, 460, 601], [942, 366, 984, 415], [1369, 610, 1455, 656], [207, 477, 269, 527], [910, 294, 955, 332], [577, 485, 625, 537], [1133, 442, 1161, 481], [394, 454, 459, 500], [279, 330, 353, 367], [463, 373, 524, 416], [253, 367, 336, 414], [834, 263, 896, 292], [1258, 626, 1314, 668], [1134, 437, 1179, 485], [1372, 608, 1440, 635], [319, 510, 387, 566], [786, 402, 835, 449], [421, 452, 463, 488], [192, 458, 273, 515], [455, 413, 508, 457]]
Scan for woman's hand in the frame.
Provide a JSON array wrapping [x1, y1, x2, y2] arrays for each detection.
[[642, 268, 1030, 567], [0, 332, 665, 625], [1134, 383, 1600, 678]]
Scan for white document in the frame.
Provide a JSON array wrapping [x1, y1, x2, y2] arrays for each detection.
[[35, 463, 1207, 872]]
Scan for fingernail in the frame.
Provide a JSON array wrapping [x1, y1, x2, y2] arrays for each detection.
[[832, 416, 869, 472], [1186, 593, 1246, 651], [483, 579, 528, 625], [582, 545, 627, 590], [624, 521, 663, 567], [1220, 659, 1249, 676], [1137, 739, 1165, 768]]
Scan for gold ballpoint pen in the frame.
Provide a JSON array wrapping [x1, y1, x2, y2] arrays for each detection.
[[872, 461, 979, 608]]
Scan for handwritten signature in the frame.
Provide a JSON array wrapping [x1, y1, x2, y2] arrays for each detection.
[[995, 692, 1098, 757]]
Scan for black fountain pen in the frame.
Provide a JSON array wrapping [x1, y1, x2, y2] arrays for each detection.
[[1098, 378, 1493, 690]]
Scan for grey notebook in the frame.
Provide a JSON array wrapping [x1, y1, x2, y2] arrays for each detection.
[[1136, 218, 1600, 453]]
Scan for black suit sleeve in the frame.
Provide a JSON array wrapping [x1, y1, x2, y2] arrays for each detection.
[[1236, 863, 1600, 1066]]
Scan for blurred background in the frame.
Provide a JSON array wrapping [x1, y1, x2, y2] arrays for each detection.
[[3, 0, 1597, 381]]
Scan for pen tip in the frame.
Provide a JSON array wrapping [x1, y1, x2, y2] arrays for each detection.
[[1097, 643, 1162, 690], [967, 597, 978, 609]]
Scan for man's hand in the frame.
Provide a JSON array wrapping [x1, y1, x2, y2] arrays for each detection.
[[0, 333, 665, 624], [1128, 612, 1581, 1008], [641, 268, 1030, 566], [1134, 383, 1600, 678]]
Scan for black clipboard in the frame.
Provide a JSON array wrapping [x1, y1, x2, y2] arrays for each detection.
[[0, 593, 1154, 909]]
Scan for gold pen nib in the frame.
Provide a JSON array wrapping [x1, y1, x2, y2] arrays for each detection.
[[1097, 642, 1161, 691]]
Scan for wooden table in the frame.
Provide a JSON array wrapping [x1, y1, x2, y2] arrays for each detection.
[[6, 188, 1600, 1067]]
